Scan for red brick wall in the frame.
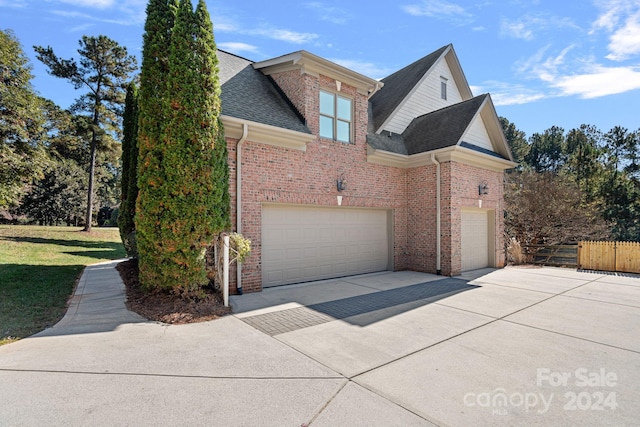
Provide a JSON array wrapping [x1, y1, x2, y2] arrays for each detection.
[[227, 72, 409, 293], [440, 162, 505, 276], [407, 164, 438, 273], [226, 69, 506, 292]]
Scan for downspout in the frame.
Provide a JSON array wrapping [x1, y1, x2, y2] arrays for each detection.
[[236, 123, 249, 295], [367, 82, 382, 100], [431, 153, 441, 275]]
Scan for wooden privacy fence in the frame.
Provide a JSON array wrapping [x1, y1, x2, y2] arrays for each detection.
[[578, 241, 640, 274], [522, 245, 578, 268]]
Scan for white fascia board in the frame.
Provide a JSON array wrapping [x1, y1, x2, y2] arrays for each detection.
[[221, 115, 314, 151], [367, 144, 516, 171], [366, 145, 410, 168], [444, 46, 473, 99], [254, 51, 382, 96], [478, 95, 514, 161], [437, 146, 517, 172]]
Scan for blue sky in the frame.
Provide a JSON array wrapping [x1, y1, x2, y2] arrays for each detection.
[[2, 0, 639, 138]]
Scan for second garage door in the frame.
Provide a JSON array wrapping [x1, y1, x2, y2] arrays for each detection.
[[461, 209, 491, 271], [262, 205, 390, 287]]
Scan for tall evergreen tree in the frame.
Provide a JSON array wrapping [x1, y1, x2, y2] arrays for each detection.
[[499, 116, 529, 167], [0, 29, 47, 207], [136, 0, 179, 289], [34, 35, 137, 231], [525, 126, 567, 173], [138, 0, 229, 291], [118, 82, 138, 256], [565, 125, 604, 202]]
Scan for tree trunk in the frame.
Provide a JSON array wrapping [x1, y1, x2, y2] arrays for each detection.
[[84, 139, 96, 232], [84, 108, 100, 232]]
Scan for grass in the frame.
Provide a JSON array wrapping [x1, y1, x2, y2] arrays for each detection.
[[0, 225, 126, 345]]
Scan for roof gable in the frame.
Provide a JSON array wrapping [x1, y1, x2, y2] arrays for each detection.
[[403, 94, 486, 155], [369, 93, 514, 164], [370, 44, 474, 134]]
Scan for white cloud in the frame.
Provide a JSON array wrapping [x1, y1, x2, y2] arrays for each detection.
[[500, 14, 578, 41], [255, 28, 318, 44], [304, 2, 349, 24], [606, 10, 640, 60], [213, 16, 318, 45], [217, 42, 259, 54], [552, 64, 640, 98], [591, 0, 634, 32], [473, 81, 548, 106], [51, 9, 139, 26], [516, 44, 640, 99], [48, 0, 146, 25], [592, 0, 640, 60], [68, 23, 94, 33], [58, 0, 114, 8], [501, 19, 535, 40], [401, 0, 472, 24]]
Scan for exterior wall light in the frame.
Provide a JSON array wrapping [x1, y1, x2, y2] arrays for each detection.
[[337, 174, 346, 192], [478, 181, 489, 196]]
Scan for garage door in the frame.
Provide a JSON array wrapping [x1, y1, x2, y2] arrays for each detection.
[[461, 209, 489, 271], [262, 205, 390, 287]]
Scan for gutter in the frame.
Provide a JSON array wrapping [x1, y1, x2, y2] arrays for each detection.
[[431, 153, 441, 275], [235, 123, 249, 294]]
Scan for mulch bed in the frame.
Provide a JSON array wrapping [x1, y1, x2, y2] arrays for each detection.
[[116, 259, 231, 324]]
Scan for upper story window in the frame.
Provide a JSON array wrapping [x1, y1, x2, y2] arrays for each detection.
[[319, 90, 352, 143], [440, 77, 448, 100]]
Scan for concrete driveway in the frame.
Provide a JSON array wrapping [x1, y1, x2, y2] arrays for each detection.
[[1, 262, 639, 426]]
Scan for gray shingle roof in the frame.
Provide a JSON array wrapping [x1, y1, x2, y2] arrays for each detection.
[[403, 94, 487, 155], [367, 94, 509, 160], [369, 45, 449, 132], [218, 50, 310, 134]]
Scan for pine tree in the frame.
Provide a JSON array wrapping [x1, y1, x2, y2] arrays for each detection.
[[34, 35, 136, 231], [118, 82, 138, 256]]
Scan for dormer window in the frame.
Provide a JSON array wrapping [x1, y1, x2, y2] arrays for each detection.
[[320, 90, 352, 143], [440, 76, 448, 100]]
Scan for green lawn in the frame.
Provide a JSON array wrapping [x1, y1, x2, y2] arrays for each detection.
[[0, 225, 126, 345]]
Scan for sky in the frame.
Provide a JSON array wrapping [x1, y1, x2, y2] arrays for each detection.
[[2, 0, 640, 139]]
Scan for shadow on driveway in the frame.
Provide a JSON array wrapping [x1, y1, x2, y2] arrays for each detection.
[[241, 278, 479, 335]]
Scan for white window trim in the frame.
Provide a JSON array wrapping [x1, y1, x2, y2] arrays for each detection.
[[440, 76, 448, 101], [319, 89, 353, 143]]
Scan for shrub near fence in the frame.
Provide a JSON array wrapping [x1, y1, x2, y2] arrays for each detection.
[[578, 241, 640, 274]]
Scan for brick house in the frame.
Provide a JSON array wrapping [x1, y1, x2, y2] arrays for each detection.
[[218, 44, 515, 293]]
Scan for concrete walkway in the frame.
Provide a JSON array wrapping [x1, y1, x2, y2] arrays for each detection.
[[1, 261, 639, 426]]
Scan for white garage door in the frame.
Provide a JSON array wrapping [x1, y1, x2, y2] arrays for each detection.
[[461, 209, 489, 271], [262, 205, 390, 287]]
